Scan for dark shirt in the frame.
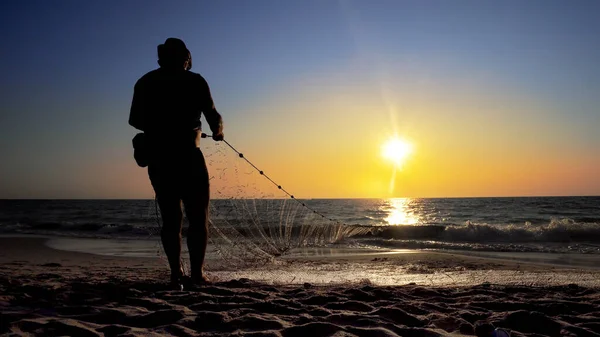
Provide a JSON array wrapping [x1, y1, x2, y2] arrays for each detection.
[[129, 67, 223, 155]]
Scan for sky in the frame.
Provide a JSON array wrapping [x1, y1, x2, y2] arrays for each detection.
[[0, 0, 599, 199]]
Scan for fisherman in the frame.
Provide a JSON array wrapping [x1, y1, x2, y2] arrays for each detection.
[[129, 38, 224, 288]]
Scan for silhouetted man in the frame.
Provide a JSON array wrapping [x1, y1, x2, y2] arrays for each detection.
[[129, 38, 223, 288]]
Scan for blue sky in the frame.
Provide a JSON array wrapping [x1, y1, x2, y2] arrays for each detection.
[[1, 0, 599, 198]]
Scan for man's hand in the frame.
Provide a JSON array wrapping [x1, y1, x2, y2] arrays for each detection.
[[212, 132, 224, 141]]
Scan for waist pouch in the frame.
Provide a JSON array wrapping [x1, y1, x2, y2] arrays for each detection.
[[132, 133, 149, 167]]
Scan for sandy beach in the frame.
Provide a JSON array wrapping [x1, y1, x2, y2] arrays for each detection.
[[1, 237, 600, 336], [2, 0, 599, 335]]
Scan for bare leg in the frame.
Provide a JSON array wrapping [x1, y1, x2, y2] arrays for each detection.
[[183, 184, 210, 282], [157, 197, 184, 282], [182, 148, 211, 282]]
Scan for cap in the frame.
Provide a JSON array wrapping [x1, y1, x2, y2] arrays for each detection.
[[157, 38, 191, 68]]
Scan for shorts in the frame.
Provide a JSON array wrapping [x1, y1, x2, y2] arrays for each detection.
[[148, 148, 210, 202]]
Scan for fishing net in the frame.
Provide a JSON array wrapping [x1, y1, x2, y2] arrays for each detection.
[[149, 137, 368, 275]]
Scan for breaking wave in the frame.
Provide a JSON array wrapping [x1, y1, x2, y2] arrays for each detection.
[[355, 218, 600, 243]]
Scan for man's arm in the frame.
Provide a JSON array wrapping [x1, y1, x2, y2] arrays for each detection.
[[129, 82, 145, 131], [199, 76, 223, 140]]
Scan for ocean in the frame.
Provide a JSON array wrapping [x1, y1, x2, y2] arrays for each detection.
[[1, 197, 599, 260]]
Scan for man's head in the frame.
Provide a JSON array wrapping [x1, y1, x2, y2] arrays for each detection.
[[157, 38, 192, 70]]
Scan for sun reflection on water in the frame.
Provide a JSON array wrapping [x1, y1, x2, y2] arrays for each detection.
[[383, 198, 421, 225]]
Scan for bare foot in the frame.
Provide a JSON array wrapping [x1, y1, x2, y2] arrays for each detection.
[[191, 274, 210, 285], [179, 274, 210, 289]]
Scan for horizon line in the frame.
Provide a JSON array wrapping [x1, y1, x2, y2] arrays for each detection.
[[1, 195, 599, 201]]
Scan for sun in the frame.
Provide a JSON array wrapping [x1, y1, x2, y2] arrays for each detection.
[[382, 137, 413, 167]]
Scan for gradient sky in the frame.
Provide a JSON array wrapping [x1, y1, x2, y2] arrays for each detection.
[[1, 0, 599, 199]]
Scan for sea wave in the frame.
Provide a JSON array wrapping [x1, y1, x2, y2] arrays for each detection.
[[0, 221, 159, 238], [443, 219, 600, 243], [354, 218, 600, 243]]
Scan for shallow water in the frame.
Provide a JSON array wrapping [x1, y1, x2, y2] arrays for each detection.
[[38, 236, 600, 271]]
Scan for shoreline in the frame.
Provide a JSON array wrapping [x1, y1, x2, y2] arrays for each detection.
[[2, 236, 600, 287], [3, 233, 599, 272]]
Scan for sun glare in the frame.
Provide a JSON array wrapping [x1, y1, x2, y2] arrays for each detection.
[[382, 138, 413, 167]]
